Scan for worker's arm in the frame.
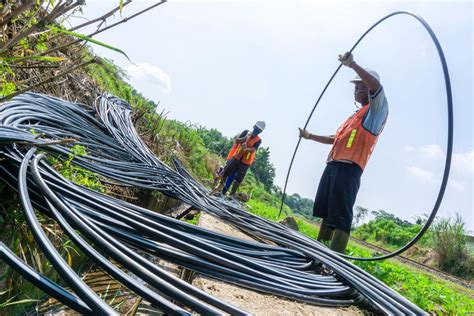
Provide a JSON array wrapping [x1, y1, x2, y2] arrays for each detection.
[[308, 134, 335, 144], [234, 130, 250, 144], [242, 138, 261, 154], [350, 62, 380, 93], [235, 137, 247, 144], [299, 128, 334, 144], [244, 147, 257, 153], [339, 52, 380, 93]]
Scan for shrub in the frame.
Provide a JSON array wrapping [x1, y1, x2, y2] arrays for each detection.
[[431, 214, 474, 277]]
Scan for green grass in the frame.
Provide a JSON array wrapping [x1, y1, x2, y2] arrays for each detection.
[[244, 199, 474, 314], [247, 199, 286, 221], [183, 212, 201, 226], [348, 245, 474, 314]]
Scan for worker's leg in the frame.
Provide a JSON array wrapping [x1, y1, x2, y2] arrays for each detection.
[[316, 219, 334, 244], [229, 180, 241, 196], [222, 173, 236, 195], [313, 164, 332, 243], [330, 229, 350, 254], [326, 162, 361, 253], [209, 159, 238, 195], [229, 163, 249, 196]]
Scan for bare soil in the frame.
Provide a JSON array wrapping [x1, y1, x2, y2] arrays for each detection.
[[193, 213, 363, 316]]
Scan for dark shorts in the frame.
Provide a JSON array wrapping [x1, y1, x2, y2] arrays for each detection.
[[222, 158, 249, 183], [313, 161, 362, 233]]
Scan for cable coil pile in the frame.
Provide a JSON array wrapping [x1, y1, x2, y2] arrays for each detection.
[[0, 93, 426, 315]]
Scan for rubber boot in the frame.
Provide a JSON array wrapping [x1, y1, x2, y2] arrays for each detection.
[[316, 220, 334, 245], [330, 229, 350, 254], [229, 181, 241, 196]]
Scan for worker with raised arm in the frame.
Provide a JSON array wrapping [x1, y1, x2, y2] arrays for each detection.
[[210, 121, 265, 197], [299, 52, 388, 254]]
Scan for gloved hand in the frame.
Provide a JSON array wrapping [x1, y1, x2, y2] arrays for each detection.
[[299, 128, 310, 139], [338, 52, 354, 67]]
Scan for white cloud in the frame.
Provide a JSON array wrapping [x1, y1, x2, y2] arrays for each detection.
[[452, 150, 474, 174], [407, 166, 434, 182], [419, 144, 443, 159], [404, 144, 443, 158], [448, 179, 466, 192], [405, 145, 473, 175], [126, 63, 171, 94]]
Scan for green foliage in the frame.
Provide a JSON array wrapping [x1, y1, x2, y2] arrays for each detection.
[[0, 296, 39, 309], [87, 57, 217, 182], [352, 208, 474, 279], [431, 214, 474, 277], [293, 217, 318, 239], [0, 61, 15, 97], [183, 212, 201, 226], [353, 209, 432, 248], [0, 56, 65, 63], [242, 173, 291, 213], [250, 147, 275, 191], [0, 2, 74, 99], [197, 127, 277, 191], [50, 26, 131, 61], [284, 193, 314, 219], [72, 31, 474, 315], [353, 206, 369, 228], [46, 145, 105, 193], [198, 127, 233, 158], [242, 199, 474, 314], [0, 187, 86, 315], [348, 245, 474, 314], [247, 199, 286, 221], [0, 80, 16, 97]]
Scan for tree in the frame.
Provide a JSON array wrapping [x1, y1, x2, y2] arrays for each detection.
[[197, 127, 233, 158], [353, 206, 369, 228], [250, 147, 275, 191]]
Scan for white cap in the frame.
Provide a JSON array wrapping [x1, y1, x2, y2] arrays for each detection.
[[254, 121, 266, 131], [351, 68, 380, 83]]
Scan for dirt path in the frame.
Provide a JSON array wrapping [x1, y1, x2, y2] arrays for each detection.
[[193, 213, 362, 316]]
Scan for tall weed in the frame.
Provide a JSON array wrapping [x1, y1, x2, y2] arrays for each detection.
[[431, 214, 474, 277]]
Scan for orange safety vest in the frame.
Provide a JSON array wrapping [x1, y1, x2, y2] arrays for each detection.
[[226, 143, 240, 161], [330, 104, 381, 170], [233, 135, 261, 165]]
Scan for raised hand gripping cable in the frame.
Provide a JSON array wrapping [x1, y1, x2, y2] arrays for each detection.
[[279, 11, 453, 261]]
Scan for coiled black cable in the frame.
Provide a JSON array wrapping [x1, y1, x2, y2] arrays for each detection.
[[279, 11, 453, 261], [0, 91, 428, 314]]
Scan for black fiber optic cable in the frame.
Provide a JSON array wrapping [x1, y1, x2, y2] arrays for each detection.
[[279, 11, 453, 262]]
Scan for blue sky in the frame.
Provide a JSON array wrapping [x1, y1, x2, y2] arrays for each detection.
[[74, 0, 473, 232]]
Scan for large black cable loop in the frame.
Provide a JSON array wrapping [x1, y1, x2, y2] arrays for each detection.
[[0, 91, 429, 314], [279, 11, 453, 261]]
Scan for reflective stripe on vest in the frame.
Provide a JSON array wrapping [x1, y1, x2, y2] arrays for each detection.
[[234, 135, 261, 165], [331, 105, 380, 170], [226, 143, 240, 161], [346, 129, 357, 148]]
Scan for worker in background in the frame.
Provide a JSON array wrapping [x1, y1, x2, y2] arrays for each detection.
[[210, 121, 265, 196], [299, 52, 388, 254], [212, 138, 239, 195]]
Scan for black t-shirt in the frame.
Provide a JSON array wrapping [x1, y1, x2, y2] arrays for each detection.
[[238, 130, 262, 150]]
